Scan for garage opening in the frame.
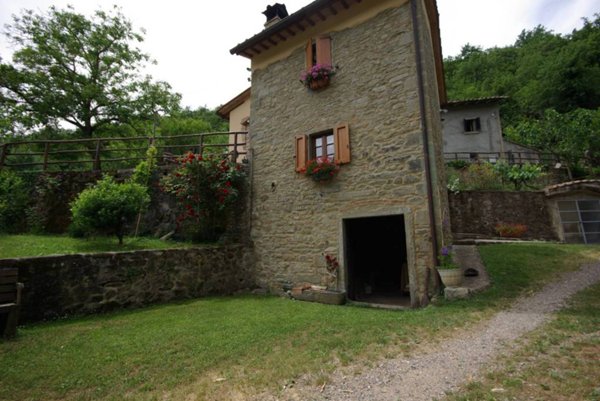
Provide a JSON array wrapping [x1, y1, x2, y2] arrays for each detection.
[[344, 214, 410, 306], [558, 199, 600, 244]]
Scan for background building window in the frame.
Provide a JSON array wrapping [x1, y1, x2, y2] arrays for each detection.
[[464, 117, 481, 133]]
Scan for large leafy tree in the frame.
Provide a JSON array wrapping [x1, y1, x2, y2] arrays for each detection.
[[445, 15, 600, 127], [0, 6, 181, 138], [505, 108, 600, 176]]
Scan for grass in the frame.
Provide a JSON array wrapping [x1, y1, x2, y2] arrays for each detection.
[[446, 282, 600, 401], [0, 243, 599, 400], [0, 234, 193, 259]]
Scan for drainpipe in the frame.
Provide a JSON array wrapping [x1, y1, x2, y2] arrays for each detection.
[[410, 0, 440, 302]]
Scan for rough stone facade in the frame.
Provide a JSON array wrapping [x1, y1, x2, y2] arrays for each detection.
[[0, 246, 253, 323], [248, 3, 447, 306], [448, 191, 560, 240]]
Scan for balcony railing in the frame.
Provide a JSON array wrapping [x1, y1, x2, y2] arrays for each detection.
[[0, 131, 248, 172], [444, 151, 560, 165]]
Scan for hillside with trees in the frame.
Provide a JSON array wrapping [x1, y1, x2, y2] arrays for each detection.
[[444, 15, 600, 174]]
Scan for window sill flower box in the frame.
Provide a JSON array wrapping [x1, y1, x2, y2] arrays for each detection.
[[301, 157, 339, 182], [300, 64, 336, 91]]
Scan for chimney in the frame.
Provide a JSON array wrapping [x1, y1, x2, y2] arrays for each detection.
[[262, 3, 289, 29]]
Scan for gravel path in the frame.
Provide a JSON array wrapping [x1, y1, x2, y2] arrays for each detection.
[[267, 261, 600, 401]]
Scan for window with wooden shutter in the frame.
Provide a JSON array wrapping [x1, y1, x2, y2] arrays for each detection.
[[305, 39, 314, 71], [295, 134, 308, 172], [305, 36, 332, 68], [334, 123, 350, 164], [316, 36, 332, 66]]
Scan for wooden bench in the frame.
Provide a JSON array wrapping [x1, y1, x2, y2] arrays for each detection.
[[0, 268, 24, 339]]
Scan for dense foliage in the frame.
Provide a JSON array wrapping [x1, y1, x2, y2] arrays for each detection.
[[445, 16, 600, 174], [493, 162, 544, 190], [70, 175, 150, 244], [0, 6, 180, 138], [161, 153, 245, 242], [447, 161, 546, 192], [0, 170, 30, 232], [505, 108, 600, 176], [445, 17, 600, 123]]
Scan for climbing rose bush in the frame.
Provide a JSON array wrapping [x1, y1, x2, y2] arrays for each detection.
[[161, 152, 245, 242]]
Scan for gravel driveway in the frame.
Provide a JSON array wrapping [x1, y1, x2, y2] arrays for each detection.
[[261, 261, 600, 401]]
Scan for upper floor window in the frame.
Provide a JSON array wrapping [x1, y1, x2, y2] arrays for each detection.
[[463, 117, 481, 133], [305, 36, 332, 70]]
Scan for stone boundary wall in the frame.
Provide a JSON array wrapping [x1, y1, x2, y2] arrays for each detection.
[[0, 245, 254, 323], [448, 191, 559, 240]]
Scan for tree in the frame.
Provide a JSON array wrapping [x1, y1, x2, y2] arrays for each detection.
[[0, 6, 181, 138], [505, 108, 600, 177], [444, 15, 600, 127]]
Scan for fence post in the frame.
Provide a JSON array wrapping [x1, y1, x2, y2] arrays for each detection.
[[198, 135, 204, 157], [93, 139, 102, 172], [43, 142, 50, 171], [0, 144, 7, 170], [232, 132, 239, 163]]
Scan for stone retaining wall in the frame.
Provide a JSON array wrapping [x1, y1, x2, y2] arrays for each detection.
[[0, 245, 253, 323], [448, 191, 559, 240]]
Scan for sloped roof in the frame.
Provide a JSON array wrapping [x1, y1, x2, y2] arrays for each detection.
[[216, 88, 251, 119], [445, 96, 508, 108], [545, 179, 600, 197]]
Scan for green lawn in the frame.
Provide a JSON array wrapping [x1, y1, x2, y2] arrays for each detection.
[[0, 234, 192, 259], [0, 243, 599, 401]]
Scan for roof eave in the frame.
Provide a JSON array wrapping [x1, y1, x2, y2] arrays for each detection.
[[230, 0, 363, 58]]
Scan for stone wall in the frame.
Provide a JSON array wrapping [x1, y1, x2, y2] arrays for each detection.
[[0, 245, 254, 323], [249, 5, 446, 306], [448, 191, 559, 240]]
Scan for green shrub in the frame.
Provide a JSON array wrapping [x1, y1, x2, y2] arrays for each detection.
[[70, 176, 150, 244], [0, 170, 30, 233], [130, 146, 158, 188], [446, 160, 470, 169], [494, 162, 544, 190], [462, 162, 503, 190]]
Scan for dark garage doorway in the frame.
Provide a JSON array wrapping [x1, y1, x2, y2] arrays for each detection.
[[344, 214, 410, 306]]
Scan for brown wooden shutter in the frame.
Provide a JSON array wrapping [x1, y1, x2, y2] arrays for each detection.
[[305, 39, 313, 71], [316, 36, 332, 66], [295, 134, 308, 172], [334, 123, 350, 164]]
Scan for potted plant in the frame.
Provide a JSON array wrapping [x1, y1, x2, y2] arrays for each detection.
[[494, 222, 528, 238], [300, 64, 336, 90], [302, 157, 339, 182], [436, 245, 462, 287]]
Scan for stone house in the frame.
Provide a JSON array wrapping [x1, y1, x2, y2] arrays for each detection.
[[229, 0, 450, 307], [442, 96, 539, 163]]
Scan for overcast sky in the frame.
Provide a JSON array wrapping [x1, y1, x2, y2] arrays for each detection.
[[0, 0, 597, 110]]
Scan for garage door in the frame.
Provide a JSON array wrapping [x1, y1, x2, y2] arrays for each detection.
[[557, 200, 600, 244]]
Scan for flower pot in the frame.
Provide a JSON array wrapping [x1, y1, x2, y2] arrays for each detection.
[[309, 76, 330, 90], [438, 268, 462, 287]]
